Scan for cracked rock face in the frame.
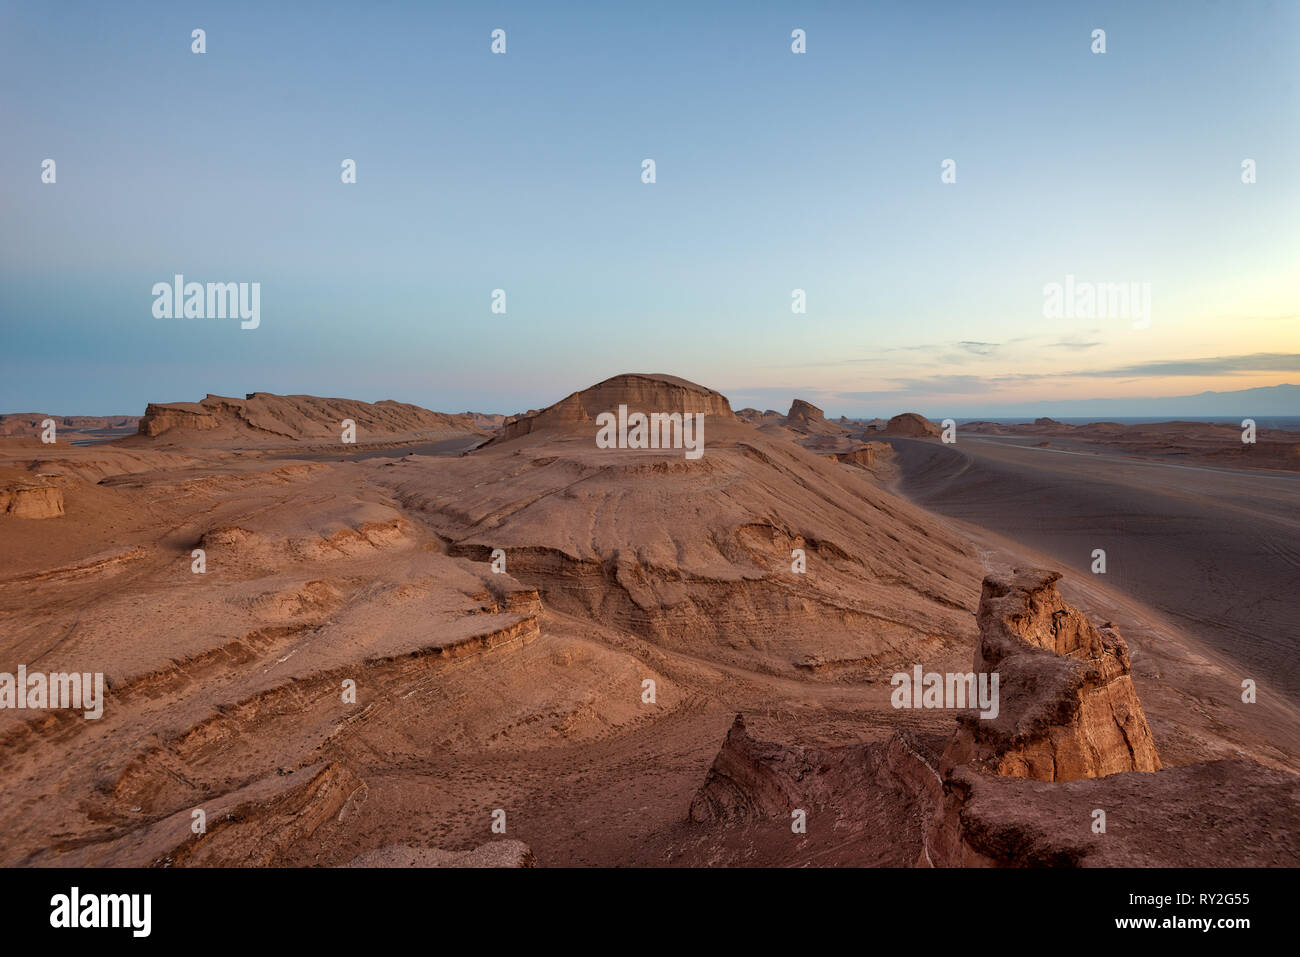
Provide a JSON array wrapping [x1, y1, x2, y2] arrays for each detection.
[[942, 568, 1161, 782]]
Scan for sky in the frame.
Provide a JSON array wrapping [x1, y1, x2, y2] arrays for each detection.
[[1, 0, 1297, 418]]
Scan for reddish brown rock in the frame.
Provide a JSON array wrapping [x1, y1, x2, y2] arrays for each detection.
[[784, 399, 837, 434], [496, 373, 736, 443], [832, 442, 891, 470], [941, 568, 1161, 782], [0, 482, 64, 519], [136, 393, 485, 445], [684, 714, 947, 866], [925, 758, 1300, 867], [883, 412, 941, 437], [0, 414, 139, 438]]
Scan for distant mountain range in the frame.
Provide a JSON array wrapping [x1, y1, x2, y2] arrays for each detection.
[[946, 383, 1299, 419]]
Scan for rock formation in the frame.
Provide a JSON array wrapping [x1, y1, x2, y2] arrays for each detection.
[[941, 568, 1161, 781], [495, 373, 735, 443], [0, 414, 139, 437], [392, 374, 982, 679], [832, 442, 891, 470], [683, 568, 1300, 867], [5, 371, 1296, 869], [134, 392, 486, 446], [138, 401, 222, 437], [0, 481, 64, 519], [784, 398, 837, 434], [883, 412, 941, 438]]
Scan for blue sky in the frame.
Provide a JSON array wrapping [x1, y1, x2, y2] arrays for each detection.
[[1, 0, 1297, 416]]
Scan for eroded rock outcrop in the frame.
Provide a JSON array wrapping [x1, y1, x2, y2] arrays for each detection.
[[684, 714, 947, 865], [137, 402, 224, 437], [927, 758, 1300, 867], [682, 569, 1272, 867], [689, 715, 828, 823], [690, 715, 946, 826], [883, 412, 941, 438], [496, 373, 736, 443], [0, 482, 64, 518], [137, 393, 486, 444], [0, 414, 139, 437], [941, 568, 1160, 781], [832, 442, 891, 470], [784, 399, 825, 431]]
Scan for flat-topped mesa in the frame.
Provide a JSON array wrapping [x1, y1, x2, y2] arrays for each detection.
[[137, 393, 484, 443], [138, 401, 222, 437], [496, 373, 736, 442], [883, 412, 941, 438], [941, 568, 1160, 782], [0, 414, 139, 437]]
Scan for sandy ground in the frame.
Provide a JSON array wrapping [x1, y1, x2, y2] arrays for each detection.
[[882, 435, 1300, 702]]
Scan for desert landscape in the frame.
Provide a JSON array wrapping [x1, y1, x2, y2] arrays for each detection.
[[4, 5, 1298, 914], [1, 373, 1296, 868]]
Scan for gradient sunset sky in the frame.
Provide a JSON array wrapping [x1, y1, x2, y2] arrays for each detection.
[[2, 0, 1297, 417]]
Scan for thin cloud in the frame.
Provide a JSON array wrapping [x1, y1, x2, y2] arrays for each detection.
[[956, 341, 1000, 356], [832, 353, 1300, 401], [1086, 352, 1300, 377]]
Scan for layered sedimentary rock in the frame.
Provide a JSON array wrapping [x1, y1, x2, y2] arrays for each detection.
[[926, 758, 1300, 867], [0, 482, 64, 519], [138, 402, 223, 436], [496, 373, 736, 443], [0, 414, 139, 437], [832, 443, 891, 470], [689, 714, 944, 827], [683, 714, 947, 866], [690, 714, 828, 823], [683, 569, 1299, 867], [883, 412, 941, 437], [942, 569, 1160, 781], [0, 468, 66, 519], [390, 374, 982, 679], [136, 392, 486, 444], [784, 399, 843, 435]]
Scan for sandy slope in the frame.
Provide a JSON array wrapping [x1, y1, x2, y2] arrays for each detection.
[[882, 435, 1300, 701]]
